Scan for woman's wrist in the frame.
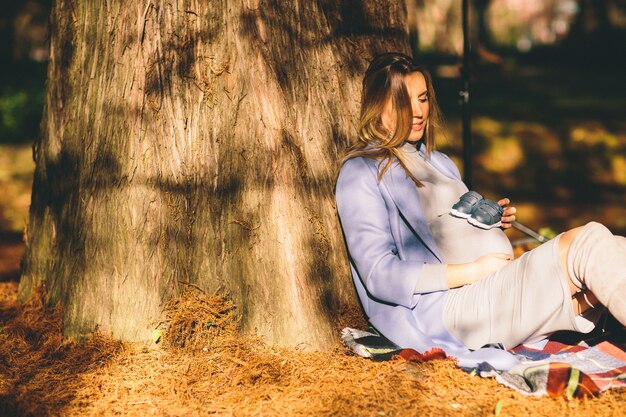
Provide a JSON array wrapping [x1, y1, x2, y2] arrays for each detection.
[[470, 261, 482, 284], [446, 262, 480, 288]]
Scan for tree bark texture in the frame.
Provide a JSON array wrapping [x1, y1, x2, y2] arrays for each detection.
[[20, 0, 410, 348]]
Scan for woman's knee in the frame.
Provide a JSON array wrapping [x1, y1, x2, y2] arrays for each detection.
[[558, 222, 614, 294], [557, 226, 586, 294], [559, 222, 609, 252], [558, 225, 585, 255]]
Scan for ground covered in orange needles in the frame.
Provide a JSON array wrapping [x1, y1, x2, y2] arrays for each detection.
[[1, 282, 625, 417]]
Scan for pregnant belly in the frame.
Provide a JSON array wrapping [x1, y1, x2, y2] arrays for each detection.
[[429, 213, 514, 264]]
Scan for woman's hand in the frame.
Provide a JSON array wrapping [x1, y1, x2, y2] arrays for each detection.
[[474, 252, 513, 280], [497, 198, 516, 229], [446, 252, 513, 288]]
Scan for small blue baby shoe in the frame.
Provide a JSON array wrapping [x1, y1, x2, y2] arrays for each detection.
[[468, 199, 504, 229], [450, 191, 484, 219]]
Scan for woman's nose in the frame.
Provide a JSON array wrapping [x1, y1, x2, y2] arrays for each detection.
[[412, 100, 423, 119]]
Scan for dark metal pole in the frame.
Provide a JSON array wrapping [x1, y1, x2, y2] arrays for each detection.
[[461, 0, 473, 189]]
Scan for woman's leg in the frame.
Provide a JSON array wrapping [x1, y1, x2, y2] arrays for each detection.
[[557, 226, 597, 316], [444, 235, 580, 349], [443, 222, 624, 350], [558, 222, 626, 326]]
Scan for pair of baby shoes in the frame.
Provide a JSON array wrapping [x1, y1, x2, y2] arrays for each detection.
[[450, 191, 504, 229]]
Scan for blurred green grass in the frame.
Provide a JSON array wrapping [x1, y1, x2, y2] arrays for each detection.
[[0, 62, 47, 144]]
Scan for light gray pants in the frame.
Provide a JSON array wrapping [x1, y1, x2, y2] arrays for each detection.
[[443, 226, 609, 350]]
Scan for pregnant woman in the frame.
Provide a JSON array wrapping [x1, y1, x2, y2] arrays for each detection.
[[336, 52, 626, 368]]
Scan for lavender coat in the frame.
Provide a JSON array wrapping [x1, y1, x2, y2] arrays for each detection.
[[336, 146, 520, 370]]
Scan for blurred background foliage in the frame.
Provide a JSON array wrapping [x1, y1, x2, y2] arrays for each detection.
[[406, 0, 626, 238], [0, 0, 624, 239], [0, 0, 49, 144]]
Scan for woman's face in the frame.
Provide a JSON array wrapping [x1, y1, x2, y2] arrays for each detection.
[[381, 71, 430, 143]]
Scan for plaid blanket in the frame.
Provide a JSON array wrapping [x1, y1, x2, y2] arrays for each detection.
[[341, 320, 626, 398]]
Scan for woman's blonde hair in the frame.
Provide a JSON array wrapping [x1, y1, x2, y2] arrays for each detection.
[[343, 52, 442, 186]]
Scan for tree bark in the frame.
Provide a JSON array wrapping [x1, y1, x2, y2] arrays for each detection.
[[20, 0, 410, 348]]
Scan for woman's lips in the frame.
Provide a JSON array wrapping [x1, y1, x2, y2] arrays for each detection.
[[411, 123, 423, 131]]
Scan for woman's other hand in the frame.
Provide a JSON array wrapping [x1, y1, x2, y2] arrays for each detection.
[[475, 253, 513, 280], [446, 252, 513, 288], [497, 198, 516, 229]]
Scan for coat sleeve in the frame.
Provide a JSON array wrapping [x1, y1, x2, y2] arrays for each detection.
[[336, 157, 447, 309]]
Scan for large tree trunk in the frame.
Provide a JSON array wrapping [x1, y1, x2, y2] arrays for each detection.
[[20, 1, 410, 348]]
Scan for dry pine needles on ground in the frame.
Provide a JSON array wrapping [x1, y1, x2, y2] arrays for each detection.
[[1, 281, 625, 416]]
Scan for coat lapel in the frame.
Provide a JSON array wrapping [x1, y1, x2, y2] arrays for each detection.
[[380, 159, 443, 262]]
